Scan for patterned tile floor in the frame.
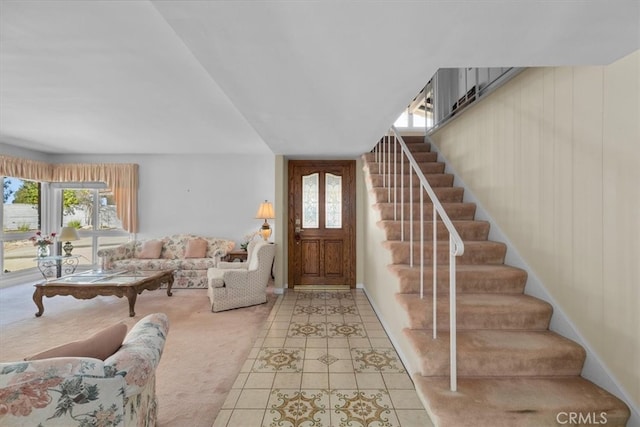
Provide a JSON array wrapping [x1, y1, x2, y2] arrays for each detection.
[[213, 289, 435, 427]]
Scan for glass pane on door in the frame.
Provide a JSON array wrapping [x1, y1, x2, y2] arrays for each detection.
[[325, 173, 342, 228], [302, 173, 319, 228]]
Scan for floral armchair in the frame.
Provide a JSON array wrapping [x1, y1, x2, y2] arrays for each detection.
[[0, 313, 169, 426], [207, 240, 276, 312]]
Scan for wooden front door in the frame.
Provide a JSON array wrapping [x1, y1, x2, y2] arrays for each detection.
[[288, 160, 356, 287]]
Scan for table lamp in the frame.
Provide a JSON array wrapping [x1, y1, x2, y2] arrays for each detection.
[[59, 226, 80, 256], [255, 200, 275, 241]]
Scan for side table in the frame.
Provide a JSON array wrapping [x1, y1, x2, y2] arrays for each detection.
[[34, 255, 81, 279], [222, 250, 248, 262]]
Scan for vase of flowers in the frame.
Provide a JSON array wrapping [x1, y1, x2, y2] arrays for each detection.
[[31, 231, 56, 258]]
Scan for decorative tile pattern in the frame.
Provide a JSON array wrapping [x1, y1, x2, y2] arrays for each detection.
[[297, 291, 353, 300], [217, 290, 435, 427], [325, 305, 358, 315], [294, 305, 326, 315], [332, 390, 394, 427], [352, 348, 405, 373], [318, 353, 339, 366], [255, 348, 303, 372], [327, 322, 367, 338], [289, 322, 327, 337], [268, 390, 328, 427]]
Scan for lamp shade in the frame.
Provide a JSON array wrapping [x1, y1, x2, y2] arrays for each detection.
[[59, 226, 80, 242], [255, 201, 275, 219]]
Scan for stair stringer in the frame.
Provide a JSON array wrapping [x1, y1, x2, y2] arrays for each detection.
[[426, 134, 640, 426], [360, 170, 424, 377]]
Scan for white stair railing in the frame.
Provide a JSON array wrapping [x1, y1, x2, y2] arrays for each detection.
[[373, 126, 465, 392]]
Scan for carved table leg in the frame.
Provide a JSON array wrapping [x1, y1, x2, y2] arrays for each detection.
[[126, 287, 138, 317], [33, 286, 45, 317], [166, 275, 174, 297]]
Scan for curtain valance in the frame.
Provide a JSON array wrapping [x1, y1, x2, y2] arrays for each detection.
[[1, 155, 138, 233]]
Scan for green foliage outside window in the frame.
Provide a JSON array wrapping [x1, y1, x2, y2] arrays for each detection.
[[3, 179, 12, 203], [12, 181, 39, 204]]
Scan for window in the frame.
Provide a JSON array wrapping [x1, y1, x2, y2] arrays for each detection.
[[2, 177, 43, 274], [1, 177, 129, 279], [56, 185, 129, 267]]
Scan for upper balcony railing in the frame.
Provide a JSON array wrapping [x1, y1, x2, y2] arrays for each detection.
[[394, 67, 522, 133]]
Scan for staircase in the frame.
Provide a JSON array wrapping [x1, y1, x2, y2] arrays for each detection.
[[362, 136, 631, 427]]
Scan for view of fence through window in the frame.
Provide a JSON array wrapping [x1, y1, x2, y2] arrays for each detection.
[[2, 177, 129, 277]]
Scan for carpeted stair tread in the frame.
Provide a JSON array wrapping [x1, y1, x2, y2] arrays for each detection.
[[379, 135, 428, 144], [364, 161, 446, 174], [374, 202, 477, 220], [384, 240, 507, 265], [405, 329, 586, 377], [374, 141, 431, 153], [372, 186, 464, 203], [413, 375, 631, 427], [368, 173, 454, 188], [364, 150, 438, 163], [396, 293, 552, 330], [401, 135, 428, 144], [368, 172, 454, 188], [378, 219, 490, 241], [388, 264, 527, 294]]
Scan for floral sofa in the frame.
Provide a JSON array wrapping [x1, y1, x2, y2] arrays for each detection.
[[0, 312, 169, 427], [97, 234, 235, 289]]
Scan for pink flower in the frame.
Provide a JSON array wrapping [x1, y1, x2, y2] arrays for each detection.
[[30, 231, 56, 247]]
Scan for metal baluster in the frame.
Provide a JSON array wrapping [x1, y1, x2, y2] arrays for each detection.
[[409, 164, 413, 268], [393, 135, 397, 220], [401, 148, 404, 241], [450, 235, 457, 392], [433, 204, 438, 339], [387, 135, 391, 202], [420, 187, 424, 299]]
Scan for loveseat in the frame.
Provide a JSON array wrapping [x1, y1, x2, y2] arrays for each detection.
[[0, 313, 169, 427], [97, 234, 235, 289]]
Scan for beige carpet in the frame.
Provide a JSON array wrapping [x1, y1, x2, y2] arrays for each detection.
[[0, 281, 276, 427]]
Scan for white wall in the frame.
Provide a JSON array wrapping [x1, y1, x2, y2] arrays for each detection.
[[1, 147, 276, 250], [0, 143, 50, 162], [431, 50, 640, 412], [51, 153, 276, 247]]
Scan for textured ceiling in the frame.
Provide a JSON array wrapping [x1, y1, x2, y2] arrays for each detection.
[[1, 1, 638, 157]]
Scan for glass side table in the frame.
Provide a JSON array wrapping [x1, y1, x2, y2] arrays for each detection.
[[34, 255, 81, 279]]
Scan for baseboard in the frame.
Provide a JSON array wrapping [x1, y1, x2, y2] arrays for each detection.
[[359, 285, 415, 383]]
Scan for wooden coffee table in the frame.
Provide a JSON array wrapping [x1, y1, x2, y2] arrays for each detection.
[[33, 269, 174, 317]]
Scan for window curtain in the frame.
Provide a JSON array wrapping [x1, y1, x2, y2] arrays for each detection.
[[0, 156, 53, 182], [1, 155, 138, 233]]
